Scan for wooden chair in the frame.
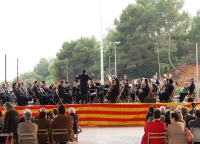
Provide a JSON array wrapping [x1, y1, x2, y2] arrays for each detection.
[[51, 129, 69, 144], [37, 129, 50, 144], [55, 89, 63, 104], [168, 132, 186, 141], [187, 88, 196, 102], [116, 86, 124, 103], [0, 133, 14, 144], [18, 133, 37, 144], [168, 89, 175, 103], [32, 91, 41, 105], [88, 89, 98, 103], [147, 132, 166, 144], [190, 127, 200, 143]]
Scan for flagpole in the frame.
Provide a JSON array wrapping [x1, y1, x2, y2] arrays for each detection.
[[100, 0, 104, 84], [196, 43, 199, 102], [17, 58, 19, 83], [5, 55, 7, 83]]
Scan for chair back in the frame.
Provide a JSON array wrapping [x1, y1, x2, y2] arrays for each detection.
[[168, 89, 175, 102], [89, 89, 98, 103], [37, 129, 50, 144], [55, 89, 63, 104], [52, 129, 69, 144], [147, 132, 166, 144], [18, 133, 37, 144], [32, 91, 41, 105], [190, 127, 200, 142], [168, 132, 186, 139]]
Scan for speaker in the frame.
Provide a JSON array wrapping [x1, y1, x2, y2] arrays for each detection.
[[143, 98, 156, 103]]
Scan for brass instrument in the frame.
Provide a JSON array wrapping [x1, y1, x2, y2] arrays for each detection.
[[106, 74, 112, 81]]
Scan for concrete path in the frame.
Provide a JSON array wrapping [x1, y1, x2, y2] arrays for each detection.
[[71, 126, 144, 144]]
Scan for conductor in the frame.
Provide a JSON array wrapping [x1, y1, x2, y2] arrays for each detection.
[[76, 69, 94, 104]]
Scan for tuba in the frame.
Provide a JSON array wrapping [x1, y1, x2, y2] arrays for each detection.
[[106, 74, 112, 81]]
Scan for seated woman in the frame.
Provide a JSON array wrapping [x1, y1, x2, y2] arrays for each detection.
[[138, 78, 150, 102], [106, 78, 120, 103], [13, 82, 32, 106], [179, 83, 188, 102], [35, 110, 51, 144], [88, 80, 97, 102], [68, 107, 82, 135], [166, 111, 186, 144]]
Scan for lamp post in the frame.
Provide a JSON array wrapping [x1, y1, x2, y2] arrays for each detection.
[[66, 58, 68, 82], [110, 41, 120, 78]]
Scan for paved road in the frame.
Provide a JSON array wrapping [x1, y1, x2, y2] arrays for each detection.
[[72, 126, 144, 144]]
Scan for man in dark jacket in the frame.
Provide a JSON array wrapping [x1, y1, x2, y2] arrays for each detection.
[[3, 102, 19, 142], [159, 79, 174, 102], [76, 69, 94, 104]]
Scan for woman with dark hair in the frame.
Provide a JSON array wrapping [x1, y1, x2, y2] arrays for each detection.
[[166, 111, 186, 144], [138, 78, 150, 102], [35, 111, 51, 144], [106, 78, 120, 103]]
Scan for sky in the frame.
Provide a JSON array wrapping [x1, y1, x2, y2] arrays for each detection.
[[0, 0, 199, 82]]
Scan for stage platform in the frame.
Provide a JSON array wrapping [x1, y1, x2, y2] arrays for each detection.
[[0, 103, 199, 126]]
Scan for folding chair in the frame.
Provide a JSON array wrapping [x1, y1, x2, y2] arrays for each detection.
[[147, 132, 166, 144], [190, 127, 200, 144], [51, 129, 69, 144], [187, 88, 196, 102], [37, 129, 50, 144], [55, 89, 63, 104], [88, 89, 98, 103], [168, 132, 186, 142], [18, 133, 37, 144], [32, 91, 41, 105], [168, 89, 175, 103]]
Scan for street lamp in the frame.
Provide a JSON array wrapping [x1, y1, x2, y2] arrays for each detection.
[[110, 41, 121, 78]]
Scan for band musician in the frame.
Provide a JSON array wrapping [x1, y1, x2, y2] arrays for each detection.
[[105, 78, 120, 103], [58, 80, 70, 104], [158, 79, 174, 102], [179, 77, 195, 102], [72, 79, 81, 104], [138, 78, 150, 102]]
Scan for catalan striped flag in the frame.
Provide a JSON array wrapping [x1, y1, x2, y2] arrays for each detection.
[[0, 103, 199, 126]]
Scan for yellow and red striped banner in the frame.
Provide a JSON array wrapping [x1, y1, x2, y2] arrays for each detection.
[[0, 103, 199, 126]]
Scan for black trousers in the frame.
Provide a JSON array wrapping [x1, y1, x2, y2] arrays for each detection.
[[179, 92, 187, 102], [80, 88, 88, 104]]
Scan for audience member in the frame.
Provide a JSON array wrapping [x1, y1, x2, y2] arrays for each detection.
[[146, 105, 155, 122], [141, 108, 166, 144], [19, 108, 35, 123], [35, 110, 51, 143], [166, 111, 186, 144], [69, 107, 82, 135], [50, 104, 74, 143], [53, 108, 58, 118], [181, 106, 193, 127], [3, 102, 19, 142], [17, 109, 38, 144], [47, 111, 54, 122], [189, 102, 196, 115], [0, 111, 4, 126], [188, 109, 200, 144]]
